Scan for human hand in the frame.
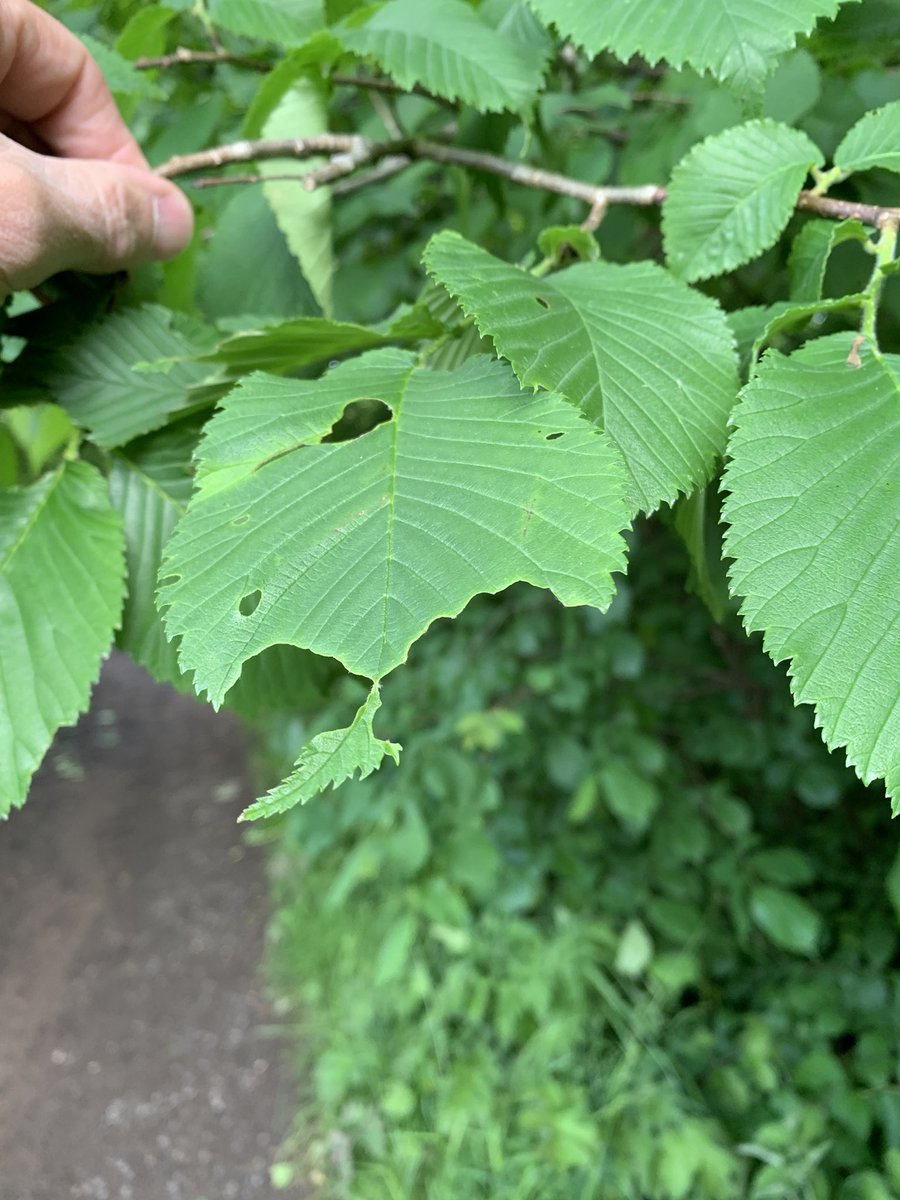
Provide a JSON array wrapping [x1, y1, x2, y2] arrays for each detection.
[[0, 0, 194, 303]]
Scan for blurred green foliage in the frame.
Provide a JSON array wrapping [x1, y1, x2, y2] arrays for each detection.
[[263, 525, 900, 1199]]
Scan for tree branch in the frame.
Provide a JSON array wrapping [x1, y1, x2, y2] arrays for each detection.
[[155, 134, 900, 228], [795, 191, 900, 227], [134, 48, 269, 71]]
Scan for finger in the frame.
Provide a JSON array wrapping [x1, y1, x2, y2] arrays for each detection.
[[0, 144, 194, 299], [0, 0, 147, 167]]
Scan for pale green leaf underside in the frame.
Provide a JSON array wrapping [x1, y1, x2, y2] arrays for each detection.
[[239, 687, 400, 820], [835, 100, 900, 176], [750, 294, 867, 363], [664, 120, 823, 282], [788, 218, 868, 301], [109, 425, 197, 689], [424, 231, 738, 514], [722, 335, 900, 807], [207, 308, 440, 375], [22, 306, 210, 451], [262, 81, 334, 315], [0, 461, 126, 815], [208, 0, 324, 45], [339, 0, 546, 112], [160, 350, 630, 703], [524, 0, 849, 89]]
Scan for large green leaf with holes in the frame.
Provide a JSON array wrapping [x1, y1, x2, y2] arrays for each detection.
[[524, 0, 851, 91], [339, 0, 546, 112], [424, 231, 738, 514], [663, 121, 823, 283], [0, 461, 126, 815], [159, 349, 630, 705], [722, 335, 900, 808]]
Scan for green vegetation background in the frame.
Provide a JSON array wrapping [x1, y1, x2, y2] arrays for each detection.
[[262, 524, 900, 1200]]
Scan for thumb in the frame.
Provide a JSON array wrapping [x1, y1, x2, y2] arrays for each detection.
[[0, 146, 194, 295]]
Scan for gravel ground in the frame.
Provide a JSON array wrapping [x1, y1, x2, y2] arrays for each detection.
[[0, 654, 298, 1200]]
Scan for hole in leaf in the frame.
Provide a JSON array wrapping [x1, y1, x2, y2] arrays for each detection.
[[325, 399, 392, 443], [545, 431, 564, 441], [534, 296, 550, 309], [232, 513, 250, 527], [239, 589, 262, 617]]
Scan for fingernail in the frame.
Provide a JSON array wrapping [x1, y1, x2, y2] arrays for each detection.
[[153, 188, 194, 260]]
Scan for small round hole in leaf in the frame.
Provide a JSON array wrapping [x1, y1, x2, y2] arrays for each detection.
[[545, 431, 564, 441], [239, 589, 262, 616]]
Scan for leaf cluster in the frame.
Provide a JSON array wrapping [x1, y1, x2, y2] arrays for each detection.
[[1, 0, 899, 816]]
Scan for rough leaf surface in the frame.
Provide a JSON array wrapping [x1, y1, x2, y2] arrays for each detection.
[[240, 687, 400, 820], [0, 462, 126, 816], [664, 120, 823, 282], [339, 0, 547, 112], [722, 335, 900, 807], [524, 0, 850, 90], [424, 231, 738, 514], [160, 350, 630, 703]]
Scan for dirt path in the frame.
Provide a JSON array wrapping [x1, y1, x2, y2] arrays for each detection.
[[0, 655, 296, 1200]]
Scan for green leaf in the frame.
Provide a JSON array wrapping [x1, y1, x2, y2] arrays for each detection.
[[207, 309, 440, 375], [598, 760, 660, 835], [615, 919, 653, 977], [77, 33, 164, 100], [159, 350, 630, 702], [722, 335, 900, 807], [524, 0, 850, 91], [537, 225, 601, 264], [239, 687, 400, 819], [671, 483, 731, 622], [751, 847, 815, 886], [663, 120, 823, 282], [109, 424, 197, 688], [835, 100, 900, 175], [208, 0, 324, 46], [339, 0, 547, 112], [261, 79, 335, 315], [114, 7, 177, 62], [197, 188, 319, 322], [749, 884, 822, 955], [110, 425, 328, 712], [424, 231, 738, 514], [242, 36, 342, 138], [749, 294, 867, 362], [0, 461, 126, 815], [789, 218, 868, 301], [727, 303, 792, 378], [13, 306, 211, 451]]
